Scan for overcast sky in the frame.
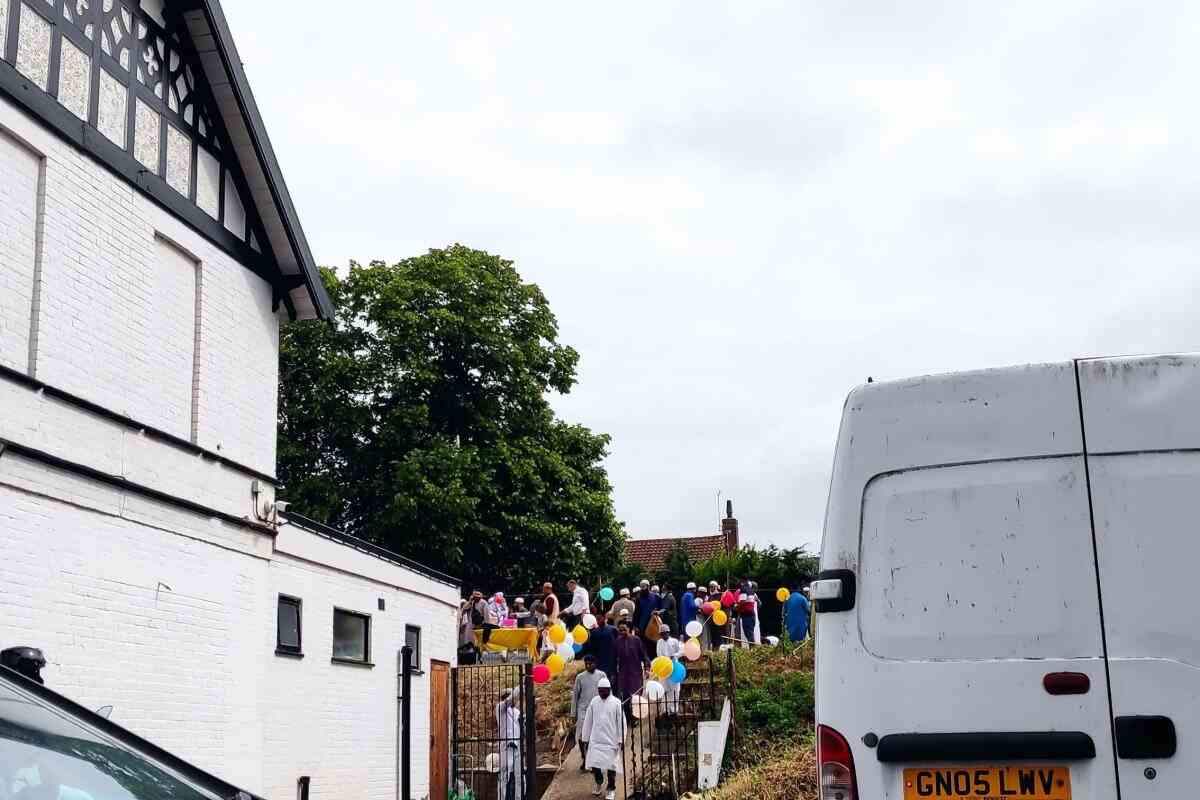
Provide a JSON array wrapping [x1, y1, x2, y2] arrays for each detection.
[[225, 1, 1200, 552]]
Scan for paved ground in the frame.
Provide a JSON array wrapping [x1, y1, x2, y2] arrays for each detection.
[[540, 732, 634, 800]]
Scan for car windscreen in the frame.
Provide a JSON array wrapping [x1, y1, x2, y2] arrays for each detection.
[[0, 681, 217, 800]]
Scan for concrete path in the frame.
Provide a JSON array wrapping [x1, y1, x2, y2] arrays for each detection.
[[540, 733, 635, 800]]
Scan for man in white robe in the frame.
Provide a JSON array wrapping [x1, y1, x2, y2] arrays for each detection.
[[580, 678, 625, 800], [571, 655, 608, 770], [656, 626, 684, 714], [496, 688, 524, 800]]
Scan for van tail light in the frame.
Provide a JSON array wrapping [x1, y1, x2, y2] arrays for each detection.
[[1043, 672, 1090, 695], [818, 724, 858, 800]]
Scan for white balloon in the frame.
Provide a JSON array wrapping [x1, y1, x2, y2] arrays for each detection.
[[684, 620, 703, 638], [631, 695, 649, 719], [582, 613, 598, 630], [766, 635, 780, 646], [557, 642, 576, 662], [485, 753, 500, 772], [644, 680, 665, 700]]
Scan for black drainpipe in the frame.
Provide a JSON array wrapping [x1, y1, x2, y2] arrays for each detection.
[[400, 644, 413, 800]]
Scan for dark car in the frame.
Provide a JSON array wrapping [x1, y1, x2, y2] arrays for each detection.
[[0, 664, 260, 800]]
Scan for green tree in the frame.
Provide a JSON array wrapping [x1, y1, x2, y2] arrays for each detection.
[[654, 539, 695, 593], [277, 246, 625, 590], [691, 544, 819, 636], [608, 561, 647, 593]]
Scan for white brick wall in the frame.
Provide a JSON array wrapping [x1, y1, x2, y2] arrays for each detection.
[[0, 92, 280, 475], [0, 453, 459, 800], [0, 92, 462, 800], [264, 538, 459, 800], [193, 245, 279, 474]]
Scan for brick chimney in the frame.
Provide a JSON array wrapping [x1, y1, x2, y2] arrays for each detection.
[[721, 500, 739, 553]]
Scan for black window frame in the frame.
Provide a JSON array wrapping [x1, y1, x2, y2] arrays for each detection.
[[405, 624, 423, 675], [275, 594, 303, 657], [331, 607, 373, 666]]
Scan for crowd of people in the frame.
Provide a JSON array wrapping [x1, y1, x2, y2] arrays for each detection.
[[458, 576, 812, 664], [467, 576, 812, 800]]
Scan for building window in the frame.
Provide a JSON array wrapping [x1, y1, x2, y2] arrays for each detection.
[[276, 595, 302, 656], [405, 625, 422, 674], [333, 608, 371, 665]]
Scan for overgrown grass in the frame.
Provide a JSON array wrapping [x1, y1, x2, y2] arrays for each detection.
[[707, 735, 818, 800], [703, 639, 816, 799], [726, 639, 814, 767]]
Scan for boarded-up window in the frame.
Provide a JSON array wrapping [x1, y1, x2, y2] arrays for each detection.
[[0, 131, 40, 372], [152, 238, 199, 440]]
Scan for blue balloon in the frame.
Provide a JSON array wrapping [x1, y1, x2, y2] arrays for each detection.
[[669, 659, 686, 684], [573, 643, 583, 654], [599, 587, 614, 602]]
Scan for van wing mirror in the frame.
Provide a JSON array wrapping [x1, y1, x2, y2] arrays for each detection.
[[812, 569, 856, 613]]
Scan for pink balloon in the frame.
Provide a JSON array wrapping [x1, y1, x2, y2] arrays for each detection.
[[532, 664, 551, 684], [721, 591, 736, 607]]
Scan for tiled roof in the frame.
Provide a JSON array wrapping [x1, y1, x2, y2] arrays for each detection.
[[624, 534, 729, 575]]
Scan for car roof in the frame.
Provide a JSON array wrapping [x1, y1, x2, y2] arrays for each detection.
[[0, 665, 262, 800]]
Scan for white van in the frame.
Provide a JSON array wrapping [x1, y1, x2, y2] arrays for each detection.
[[815, 355, 1197, 800]]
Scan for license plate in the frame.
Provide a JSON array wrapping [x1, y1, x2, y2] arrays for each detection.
[[903, 766, 1071, 800]]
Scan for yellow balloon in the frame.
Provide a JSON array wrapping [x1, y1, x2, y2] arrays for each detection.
[[572, 625, 589, 644], [713, 609, 728, 626], [651, 656, 672, 679], [546, 653, 565, 676], [548, 623, 566, 645], [776, 587, 791, 602]]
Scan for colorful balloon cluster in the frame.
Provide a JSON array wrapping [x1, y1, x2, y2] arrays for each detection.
[[650, 655, 688, 685]]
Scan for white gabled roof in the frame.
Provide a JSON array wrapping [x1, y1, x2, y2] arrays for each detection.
[[176, 0, 333, 320]]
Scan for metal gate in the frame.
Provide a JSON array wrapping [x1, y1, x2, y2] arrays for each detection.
[[621, 654, 727, 800], [451, 663, 537, 800]]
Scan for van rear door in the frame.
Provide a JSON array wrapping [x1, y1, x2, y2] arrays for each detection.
[[1078, 355, 1200, 797], [818, 363, 1119, 800]]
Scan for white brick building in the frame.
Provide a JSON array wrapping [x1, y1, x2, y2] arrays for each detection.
[[0, 2, 459, 798]]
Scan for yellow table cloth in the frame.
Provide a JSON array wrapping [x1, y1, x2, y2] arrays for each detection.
[[475, 628, 539, 659]]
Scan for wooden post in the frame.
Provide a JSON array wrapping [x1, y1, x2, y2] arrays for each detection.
[[523, 664, 538, 800], [725, 647, 738, 753]]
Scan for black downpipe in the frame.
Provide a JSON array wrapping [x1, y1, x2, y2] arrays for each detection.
[[401, 645, 414, 800]]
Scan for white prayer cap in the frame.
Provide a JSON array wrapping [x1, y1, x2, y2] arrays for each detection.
[[598, 677, 611, 688], [651, 585, 660, 592], [660, 625, 670, 633], [686, 582, 696, 590], [640, 579, 650, 587], [619, 588, 630, 596]]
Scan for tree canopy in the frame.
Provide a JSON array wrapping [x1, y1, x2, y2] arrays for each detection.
[[277, 246, 625, 591]]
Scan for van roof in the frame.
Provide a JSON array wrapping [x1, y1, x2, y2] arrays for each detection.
[[837, 361, 1084, 476], [821, 361, 1084, 562]]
